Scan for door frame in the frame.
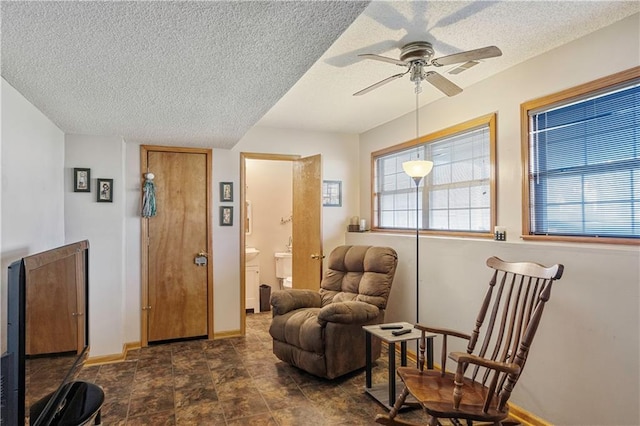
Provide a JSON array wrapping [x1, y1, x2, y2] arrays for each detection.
[[240, 152, 299, 335], [140, 145, 214, 346]]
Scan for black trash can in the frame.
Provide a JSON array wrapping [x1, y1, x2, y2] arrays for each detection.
[[259, 284, 271, 312]]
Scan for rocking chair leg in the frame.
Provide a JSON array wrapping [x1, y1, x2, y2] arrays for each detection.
[[389, 386, 410, 419], [426, 414, 440, 426], [375, 386, 411, 425]]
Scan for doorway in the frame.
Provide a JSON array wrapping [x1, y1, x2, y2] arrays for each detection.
[[240, 153, 323, 335], [140, 145, 213, 346]]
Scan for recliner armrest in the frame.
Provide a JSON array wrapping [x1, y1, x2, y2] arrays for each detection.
[[317, 301, 380, 325], [270, 289, 322, 315]]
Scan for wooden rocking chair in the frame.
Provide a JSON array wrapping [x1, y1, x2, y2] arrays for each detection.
[[376, 256, 564, 426]]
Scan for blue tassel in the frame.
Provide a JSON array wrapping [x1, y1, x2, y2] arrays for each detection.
[[142, 178, 156, 217]]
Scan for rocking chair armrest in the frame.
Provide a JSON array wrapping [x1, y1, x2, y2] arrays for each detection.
[[270, 289, 322, 315], [413, 325, 471, 373], [449, 353, 521, 411], [449, 352, 521, 375], [414, 324, 471, 341]]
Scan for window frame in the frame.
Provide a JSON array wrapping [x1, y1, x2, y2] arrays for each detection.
[[520, 66, 640, 245], [371, 113, 497, 238]]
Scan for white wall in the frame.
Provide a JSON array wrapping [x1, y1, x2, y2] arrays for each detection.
[[354, 14, 640, 425], [1, 78, 66, 353], [211, 148, 241, 332], [117, 128, 357, 339], [121, 145, 243, 337], [64, 134, 126, 357], [117, 128, 358, 339], [234, 126, 360, 261], [123, 141, 142, 343]]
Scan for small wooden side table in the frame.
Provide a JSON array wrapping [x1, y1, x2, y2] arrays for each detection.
[[363, 322, 435, 409]]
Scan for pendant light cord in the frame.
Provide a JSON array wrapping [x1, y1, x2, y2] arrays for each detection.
[[415, 81, 421, 150], [414, 79, 421, 324]]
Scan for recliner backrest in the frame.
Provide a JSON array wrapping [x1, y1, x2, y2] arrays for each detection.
[[319, 245, 398, 309]]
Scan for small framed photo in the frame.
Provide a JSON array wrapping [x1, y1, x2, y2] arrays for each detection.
[[97, 178, 113, 203], [220, 206, 233, 226], [73, 168, 91, 192], [220, 182, 233, 202], [322, 180, 342, 207]]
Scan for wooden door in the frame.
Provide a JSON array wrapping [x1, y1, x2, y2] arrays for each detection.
[[142, 146, 212, 343], [23, 241, 88, 356], [292, 154, 323, 291], [26, 256, 78, 355]]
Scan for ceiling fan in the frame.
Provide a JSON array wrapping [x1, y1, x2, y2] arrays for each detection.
[[354, 41, 502, 96]]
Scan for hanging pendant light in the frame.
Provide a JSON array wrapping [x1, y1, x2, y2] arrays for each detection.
[[402, 75, 433, 324], [403, 160, 433, 180]]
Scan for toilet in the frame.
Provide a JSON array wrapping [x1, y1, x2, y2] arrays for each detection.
[[275, 252, 292, 289]]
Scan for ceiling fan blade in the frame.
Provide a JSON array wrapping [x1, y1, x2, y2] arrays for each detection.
[[424, 71, 463, 97], [353, 72, 406, 96], [431, 46, 502, 67], [358, 53, 408, 67]]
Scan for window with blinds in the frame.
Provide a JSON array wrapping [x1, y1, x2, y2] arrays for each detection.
[[373, 114, 495, 234], [525, 74, 639, 241]]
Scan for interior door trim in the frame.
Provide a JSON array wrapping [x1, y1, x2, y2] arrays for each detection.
[[140, 145, 213, 346]]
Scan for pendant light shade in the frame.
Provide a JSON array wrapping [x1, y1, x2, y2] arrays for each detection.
[[402, 160, 433, 179]]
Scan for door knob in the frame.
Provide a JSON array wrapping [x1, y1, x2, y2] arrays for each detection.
[[195, 252, 208, 266], [310, 254, 325, 260]]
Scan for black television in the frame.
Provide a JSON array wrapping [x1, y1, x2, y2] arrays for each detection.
[[1, 240, 97, 426]]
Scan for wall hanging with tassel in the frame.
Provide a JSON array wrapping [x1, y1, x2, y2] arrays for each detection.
[[141, 172, 157, 217]]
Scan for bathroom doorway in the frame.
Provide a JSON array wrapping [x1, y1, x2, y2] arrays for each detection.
[[240, 153, 323, 334]]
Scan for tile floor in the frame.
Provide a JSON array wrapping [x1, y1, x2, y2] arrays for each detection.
[[30, 313, 435, 425]]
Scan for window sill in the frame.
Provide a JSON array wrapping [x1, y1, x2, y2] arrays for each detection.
[[370, 228, 494, 239], [521, 234, 639, 246]]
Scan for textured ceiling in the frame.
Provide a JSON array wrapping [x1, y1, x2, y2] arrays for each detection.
[[2, 1, 639, 148], [259, 1, 640, 134], [0, 1, 369, 148]]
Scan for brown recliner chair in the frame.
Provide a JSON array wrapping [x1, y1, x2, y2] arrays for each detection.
[[269, 245, 398, 379]]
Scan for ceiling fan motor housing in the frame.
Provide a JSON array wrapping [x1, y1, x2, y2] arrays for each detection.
[[400, 41, 434, 63]]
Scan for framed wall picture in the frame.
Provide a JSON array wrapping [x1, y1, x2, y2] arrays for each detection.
[[322, 180, 342, 207], [73, 168, 91, 192], [97, 178, 113, 203], [220, 206, 233, 226], [220, 182, 233, 202]]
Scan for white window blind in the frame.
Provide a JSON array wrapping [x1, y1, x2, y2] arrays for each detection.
[[374, 125, 492, 233], [527, 81, 640, 239]]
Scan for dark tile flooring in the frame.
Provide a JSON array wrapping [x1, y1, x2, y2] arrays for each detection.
[[30, 313, 431, 425]]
